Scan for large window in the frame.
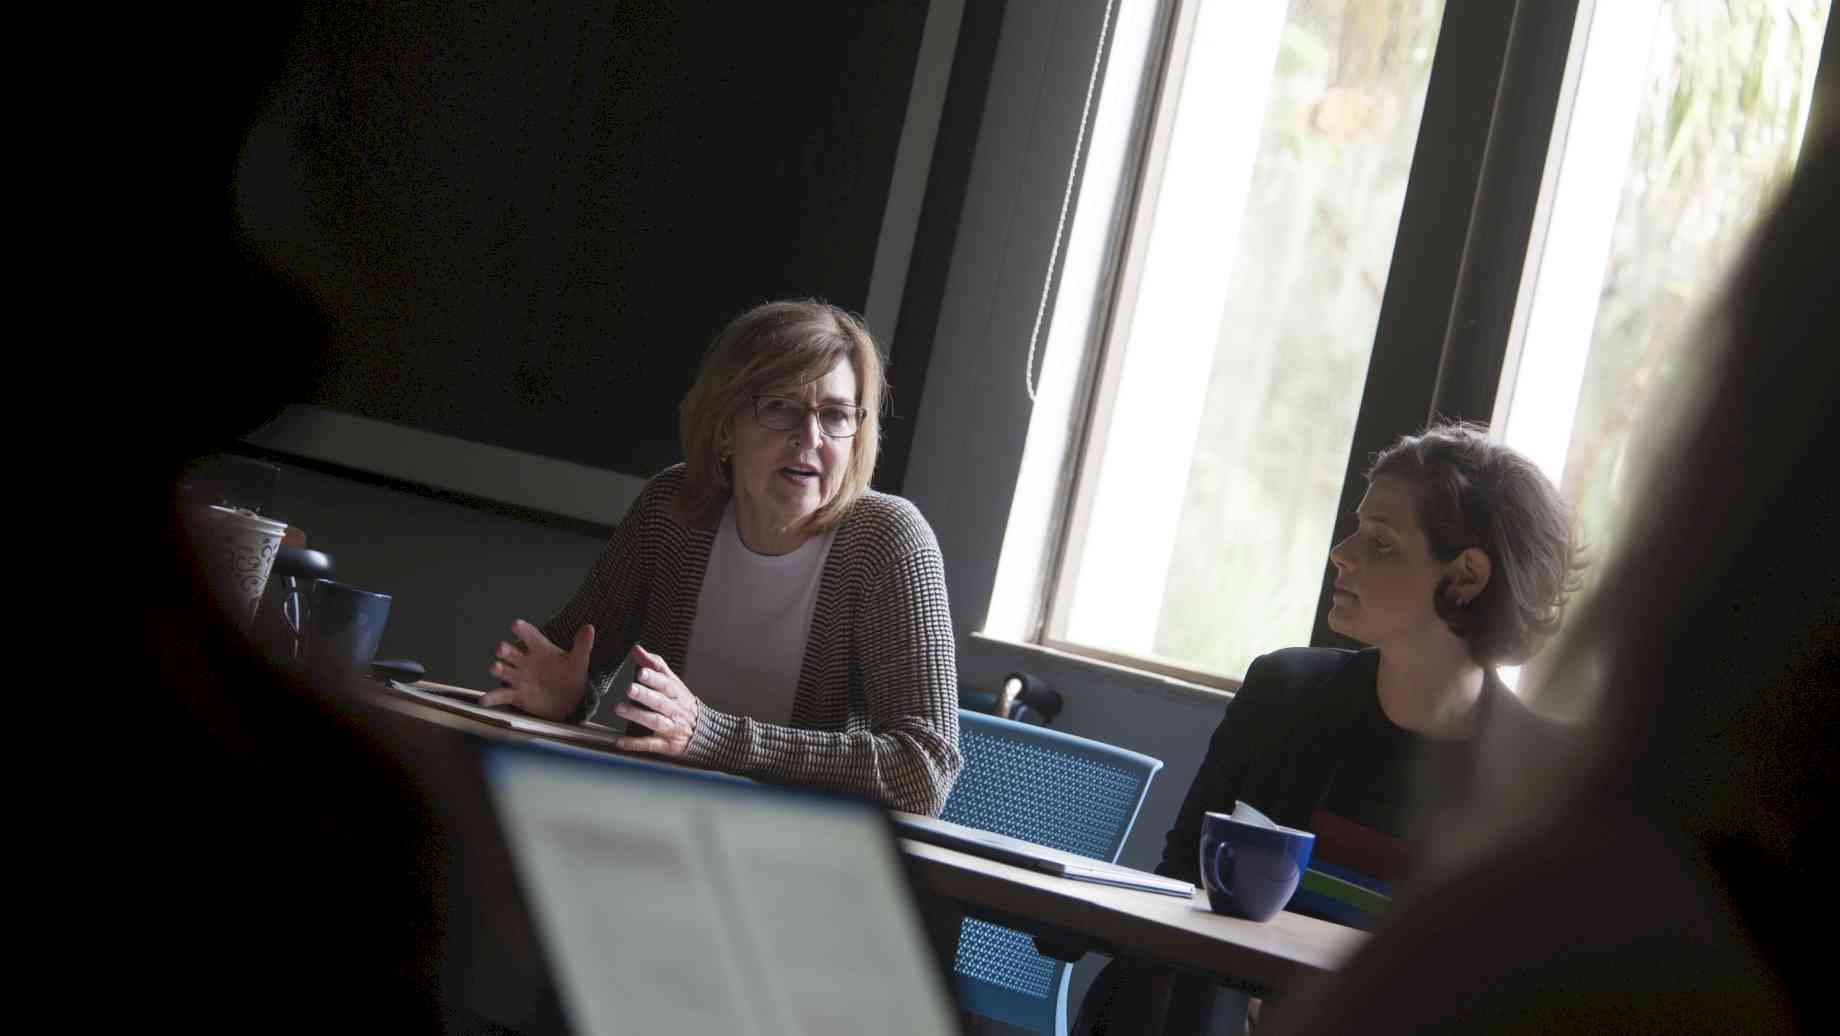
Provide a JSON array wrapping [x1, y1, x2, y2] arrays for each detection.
[[1494, 0, 1831, 692], [990, 0, 1832, 689]]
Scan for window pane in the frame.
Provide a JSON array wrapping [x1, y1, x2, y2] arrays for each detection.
[[1497, 0, 1830, 695], [1052, 0, 1447, 679]]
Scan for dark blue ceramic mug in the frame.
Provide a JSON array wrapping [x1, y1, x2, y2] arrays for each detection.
[[301, 579, 393, 673], [1198, 810, 1315, 922]]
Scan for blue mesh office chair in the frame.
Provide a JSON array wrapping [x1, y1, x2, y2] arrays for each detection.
[[940, 708, 1164, 1036]]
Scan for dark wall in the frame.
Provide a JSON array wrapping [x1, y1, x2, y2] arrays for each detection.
[[266, 460, 608, 688], [237, 0, 930, 479]]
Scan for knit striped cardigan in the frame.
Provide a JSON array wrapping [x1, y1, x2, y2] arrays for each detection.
[[543, 465, 962, 815]]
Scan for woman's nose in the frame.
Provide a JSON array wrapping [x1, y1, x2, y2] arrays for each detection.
[[1328, 536, 1352, 571], [791, 410, 824, 448]]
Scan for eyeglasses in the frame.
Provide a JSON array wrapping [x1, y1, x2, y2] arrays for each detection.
[[752, 395, 866, 439]]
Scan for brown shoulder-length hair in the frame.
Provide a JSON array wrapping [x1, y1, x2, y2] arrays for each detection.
[[1366, 420, 1583, 667], [675, 299, 886, 531]]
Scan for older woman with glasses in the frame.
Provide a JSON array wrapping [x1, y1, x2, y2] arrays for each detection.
[[480, 299, 962, 815]]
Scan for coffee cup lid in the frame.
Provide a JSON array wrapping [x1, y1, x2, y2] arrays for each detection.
[[204, 504, 289, 535]]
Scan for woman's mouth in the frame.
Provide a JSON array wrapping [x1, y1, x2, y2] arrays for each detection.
[[778, 465, 820, 485]]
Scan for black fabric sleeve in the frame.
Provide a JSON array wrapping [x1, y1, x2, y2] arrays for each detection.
[[1154, 653, 1281, 883]]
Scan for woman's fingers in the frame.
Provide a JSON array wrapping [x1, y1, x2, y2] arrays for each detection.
[[635, 653, 693, 706], [612, 702, 673, 732], [625, 683, 689, 722], [633, 643, 671, 677], [477, 619, 594, 722], [512, 619, 557, 653], [625, 647, 698, 757], [569, 623, 596, 661], [635, 665, 672, 697], [614, 658, 691, 759], [615, 735, 672, 754]]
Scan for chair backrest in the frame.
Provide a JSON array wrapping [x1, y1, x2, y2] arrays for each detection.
[[940, 708, 1163, 1036]]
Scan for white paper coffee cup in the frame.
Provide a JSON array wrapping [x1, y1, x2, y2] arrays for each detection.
[[196, 505, 289, 629]]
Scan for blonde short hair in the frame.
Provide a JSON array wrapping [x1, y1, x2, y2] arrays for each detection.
[[676, 300, 886, 531]]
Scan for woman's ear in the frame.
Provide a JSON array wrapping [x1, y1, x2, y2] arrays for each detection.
[[1447, 548, 1493, 607]]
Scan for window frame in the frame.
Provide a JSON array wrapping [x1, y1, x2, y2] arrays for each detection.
[[1034, 0, 1204, 654]]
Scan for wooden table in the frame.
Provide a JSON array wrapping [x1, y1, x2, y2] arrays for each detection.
[[895, 827, 1363, 997], [365, 679, 1365, 998]]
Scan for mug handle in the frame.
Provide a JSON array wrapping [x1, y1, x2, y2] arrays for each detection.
[[288, 578, 316, 662], [1208, 840, 1235, 899], [282, 577, 303, 637]]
